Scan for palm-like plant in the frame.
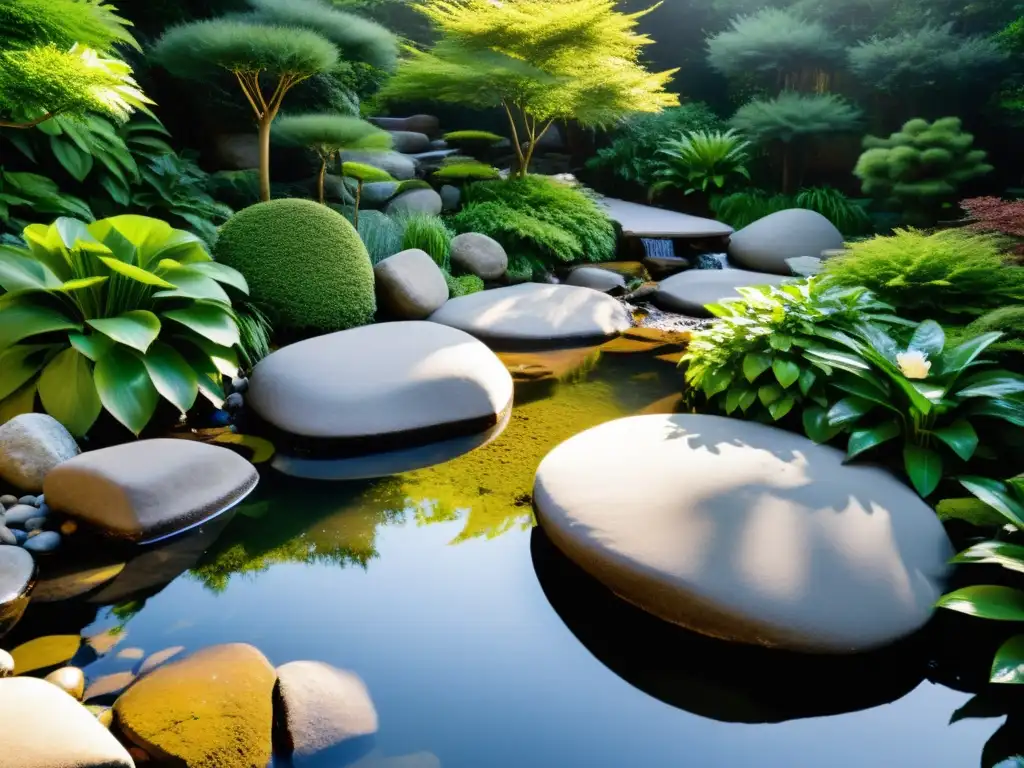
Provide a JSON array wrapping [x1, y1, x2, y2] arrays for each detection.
[[0, 215, 250, 436], [648, 129, 751, 200]]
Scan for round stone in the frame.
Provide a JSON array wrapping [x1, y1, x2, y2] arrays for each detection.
[[533, 413, 954, 653], [429, 283, 631, 345], [728, 208, 844, 275], [24, 517, 46, 532], [12, 530, 27, 545], [224, 393, 244, 412], [23, 531, 60, 554], [374, 249, 450, 319], [0, 414, 80, 493], [230, 377, 249, 395], [18, 495, 38, 507], [0, 527, 15, 545], [565, 267, 627, 294], [4, 504, 37, 527], [654, 269, 789, 317], [450, 233, 508, 280], [0, 495, 16, 507], [384, 188, 443, 217], [45, 666, 85, 701], [0, 545, 33, 604]]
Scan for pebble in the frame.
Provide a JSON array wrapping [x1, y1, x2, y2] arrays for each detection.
[[17, 495, 38, 507], [4, 505, 38, 527], [210, 410, 232, 427], [230, 376, 249, 394], [60, 520, 77, 535], [24, 517, 46, 532], [0, 649, 13, 677], [44, 666, 85, 700], [36, 495, 43, 506], [224, 393, 244, 412], [12, 529, 27, 545], [23, 531, 60, 553], [0, 495, 17, 507], [0, 526, 15, 545], [35, 502, 50, 517]]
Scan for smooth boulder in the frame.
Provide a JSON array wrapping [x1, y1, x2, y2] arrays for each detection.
[[385, 188, 443, 217], [342, 150, 416, 181], [114, 643, 276, 768], [655, 269, 788, 316], [275, 661, 378, 759], [362, 181, 399, 207], [387, 130, 430, 154], [374, 249, 450, 319], [44, 439, 258, 542], [0, 545, 34, 635], [0, 414, 79, 492], [566, 267, 627, 294], [440, 184, 461, 211], [450, 232, 507, 280], [0, 677, 135, 767], [369, 115, 440, 136], [728, 209, 843, 275], [429, 283, 631, 345], [533, 414, 954, 653]]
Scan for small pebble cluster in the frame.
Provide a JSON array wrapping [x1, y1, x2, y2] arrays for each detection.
[[209, 375, 249, 427], [0, 492, 66, 554]]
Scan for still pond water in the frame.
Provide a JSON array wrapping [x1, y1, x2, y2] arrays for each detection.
[[10, 351, 1004, 767]]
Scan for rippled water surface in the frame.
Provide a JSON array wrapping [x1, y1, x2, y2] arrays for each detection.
[[9, 352, 1001, 767]]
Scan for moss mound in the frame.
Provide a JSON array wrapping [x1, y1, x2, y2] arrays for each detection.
[[214, 198, 375, 336]]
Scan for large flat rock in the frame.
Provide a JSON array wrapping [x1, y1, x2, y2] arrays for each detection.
[[44, 439, 258, 543], [429, 283, 631, 347], [533, 414, 954, 653], [600, 198, 733, 238], [655, 269, 789, 316]]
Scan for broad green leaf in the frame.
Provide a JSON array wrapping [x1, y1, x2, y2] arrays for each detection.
[[758, 383, 783, 406], [933, 419, 979, 461], [87, 310, 160, 353], [37, 348, 100, 436], [768, 333, 793, 352], [941, 332, 1002, 375], [742, 352, 772, 383], [768, 395, 795, 421], [738, 388, 757, 413], [938, 498, 1015, 527], [0, 380, 37, 423], [153, 270, 230, 303], [850, 321, 899, 363], [772, 358, 801, 389], [830, 375, 896, 410], [827, 396, 875, 427], [846, 420, 901, 461], [954, 541, 1024, 575], [0, 345, 50, 400], [936, 585, 1024, 621], [99, 174, 131, 206], [97, 256, 175, 288], [801, 347, 872, 374], [0, 305, 80, 350], [59, 276, 108, 292], [797, 367, 816, 396], [143, 342, 198, 414], [803, 406, 844, 444], [992, 635, 1024, 684], [184, 261, 249, 295], [50, 136, 93, 182], [957, 371, 1024, 399], [94, 347, 160, 435], [162, 304, 239, 348], [0, 250, 62, 292], [904, 445, 943, 497], [967, 398, 1024, 427], [180, 345, 225, 408], [908, 320, 945, 360], [960, 476, 1024, 528], [69, 332, 115, 362], [724, 386, 750, 415], [702, 368, 733, 398], [91, 215, 174, 255]]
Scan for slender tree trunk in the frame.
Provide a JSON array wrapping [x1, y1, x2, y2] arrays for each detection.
[[354, 181, 362, 229], [317, 158, 327, 205], [501, 101, 526, 178], [258, 116, 273, 202]]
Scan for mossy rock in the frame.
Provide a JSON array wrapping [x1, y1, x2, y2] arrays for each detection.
[[214, 199, 376, 338], [113, 643, 276, 768]]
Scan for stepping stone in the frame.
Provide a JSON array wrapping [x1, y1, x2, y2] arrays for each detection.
[[247, 322, 514, 480], [44, 440, 258, 543], [429, 283, 631, 347], [565, 267, 626, 294], [600, 198, 733, 238], [533, 414, 954, 653], [655, 269, 789, 316], [0, 677, 134, 768], [728, 209, 843, 275]]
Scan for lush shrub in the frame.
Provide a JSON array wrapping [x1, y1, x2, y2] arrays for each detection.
[[356, 209, 401, 264], [396, 213, 452, 270], [855, 117, 992, 224], [711, 186, 870, 234], [959, 307, 1024, 358], [820, 228, 1024, 322], [433, 162, 501, 182], [649, 129, 751, 199], [443, 271, 484, 297], [960, 196, 1024, 255], [0, 215, 249, 436], [214, 198, 375, 337], [460, 175, 616, 265], [450, 202, 578, 276], [711, 190, 792, 229], [587, 103, 723, 190]]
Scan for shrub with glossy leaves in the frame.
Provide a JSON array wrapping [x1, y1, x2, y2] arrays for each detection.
[[214, 199, 375, 337], [0, 215, 250, 436]]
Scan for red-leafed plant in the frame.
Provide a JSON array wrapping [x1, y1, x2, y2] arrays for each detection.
[[960, 197, 1024, 257]]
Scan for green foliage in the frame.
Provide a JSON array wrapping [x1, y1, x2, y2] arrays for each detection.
[[730, 91, 862, 145], [443, 270, 484, 297], [854, 117, 993, 223], [710, 189, 791, 229], [0, 170, 94, 232], [821, 228, 1024, 322], [962, 307, 1024, 357], [233, 302, 273, 371], [432, 161, 501, 182], [214, 198, 375, 337], [380, 0, 678, 177], [587, 102, 723, 189], [848, 24, 1007, 94], [0, 0, 140, 53], [711, 187, 870, 235], [396, 213, 453, 270], [246, 0, 398, 69], [356, 209, 401, 264], [649, 129, 751, 199], [682, 280, 893, 432], [274, 114, 391, 159], [443, 130, 504, 143], [450, 201, 577, 276], [0, 215, 249, 435], [341, 161, 394, 183], [706, 9, 844, 80], [460, 175, 616, 265], [396, 179, 432, 194]]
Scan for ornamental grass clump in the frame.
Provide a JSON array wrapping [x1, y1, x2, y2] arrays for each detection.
[[396, 213, 453, 271], [0, 215, 251, 436]]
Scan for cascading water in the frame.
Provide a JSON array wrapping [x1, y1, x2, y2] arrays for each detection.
[[640, 238, 675, 259]]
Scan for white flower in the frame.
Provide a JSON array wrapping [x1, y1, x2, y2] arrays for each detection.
[[896, 350, 932, 379]]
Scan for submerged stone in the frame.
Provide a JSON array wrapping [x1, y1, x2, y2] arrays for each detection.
[[654, 269, 789, 317]]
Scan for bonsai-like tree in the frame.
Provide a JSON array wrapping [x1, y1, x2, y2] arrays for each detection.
[[0, 0, 150, 129], [340, 161, 395, 227], [273, 113, 392, 204], [379, 0, 678, 178], [152, 20, 339, 202], [854, 117, 993, 225], [706, 9, 845, 92], [730, 91, 862, 193]]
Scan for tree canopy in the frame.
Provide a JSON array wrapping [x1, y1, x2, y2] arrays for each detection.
[[274, 113, 391, 157]]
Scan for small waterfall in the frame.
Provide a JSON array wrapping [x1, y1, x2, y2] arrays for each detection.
[[641, 238, 675, 259]]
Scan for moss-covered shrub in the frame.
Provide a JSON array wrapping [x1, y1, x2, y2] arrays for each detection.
[[214, 198, 375, 336], [443, 270, 484, 297]]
